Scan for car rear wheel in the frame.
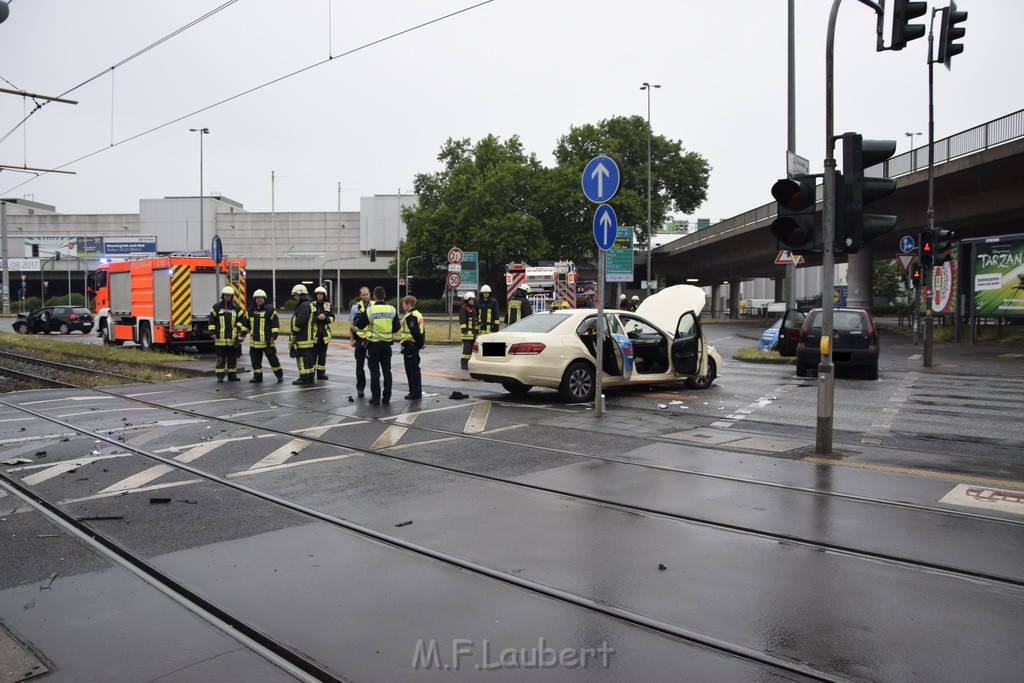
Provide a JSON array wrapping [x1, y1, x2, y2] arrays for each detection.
[[865, 363, 879, 380], [685, 358, 717, 390], [59, 323, 71, 335], [13, 321, 27, 334], [796, 361, 809, 378], [501, 382, 533, 395], [559, 361, 595, 403]]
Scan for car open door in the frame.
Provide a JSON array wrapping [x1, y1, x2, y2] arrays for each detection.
[[776, 308, 806, 357], [670, 311, 702, 376]]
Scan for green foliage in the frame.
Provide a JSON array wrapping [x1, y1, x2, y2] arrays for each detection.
[[281, 298, 298, 311], [872, 259, 907, 304], [44, 293, 87, 307], [20, 296, 42, 312]]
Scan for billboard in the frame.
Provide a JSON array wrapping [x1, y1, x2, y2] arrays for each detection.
[[931, 246, 959, 315], [973, 237, 1024, 317]]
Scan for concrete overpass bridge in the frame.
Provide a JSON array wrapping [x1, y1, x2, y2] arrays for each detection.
[[654, 109, 1024, 313]]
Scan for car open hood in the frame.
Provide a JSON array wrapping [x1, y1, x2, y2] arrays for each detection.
[[634, 285, 707, 334]]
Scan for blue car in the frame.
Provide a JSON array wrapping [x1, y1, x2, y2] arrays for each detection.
[[758, 319, 782, 352]]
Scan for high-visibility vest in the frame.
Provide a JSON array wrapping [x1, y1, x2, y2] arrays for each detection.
[[459, 304, 478, 340], [506, 299, 523, 326], [290, 298, 316, 349], [366, 302, 397, 342], [353, 301, 370, 339], [400, 309, 425, 346], [248, 304, 279, 349], [208, 301, 246, 347]]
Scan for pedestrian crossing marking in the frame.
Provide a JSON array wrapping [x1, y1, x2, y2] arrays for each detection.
[[228, 452, 358, 478], [16, 453, 136, 486], [248, 438, 311, 470], [464, 400, 491, 434], [98, 441, 221, 494], [372, 412, 418, 450]]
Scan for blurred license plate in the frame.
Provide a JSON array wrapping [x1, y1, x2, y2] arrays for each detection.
[[482, 342, 506, 357]]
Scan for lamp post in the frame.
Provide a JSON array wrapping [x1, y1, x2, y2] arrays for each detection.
[[905, 131, 922, 171], [640, 82, 660, 296], [189, 127, 209, 250]]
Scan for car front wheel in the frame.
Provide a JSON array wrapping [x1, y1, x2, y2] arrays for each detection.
[[559, 361, 595, 403], [13, 321, 27, 334], [685, 358, 717, 390]]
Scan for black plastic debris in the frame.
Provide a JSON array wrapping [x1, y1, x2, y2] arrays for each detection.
[[449, 391, 469, 400], [149, 497, 172, 505], [395, 520, 413, 527]]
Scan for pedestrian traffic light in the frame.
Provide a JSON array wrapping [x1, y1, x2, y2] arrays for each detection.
[[369, 248, 376, 262], [937, 1, 967, 69], [932, 228, 956, 265], [770, 175, 817, 253], [890, 0, 927, 51], [910, 262, 922, 286], [837, 133, 897, 253], [920, 228, 934, 268]]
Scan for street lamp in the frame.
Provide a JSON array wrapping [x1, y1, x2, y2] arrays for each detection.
[[640, 82, 660, 296], [189, 127, 209, 250], [905, 131, 922, 171]]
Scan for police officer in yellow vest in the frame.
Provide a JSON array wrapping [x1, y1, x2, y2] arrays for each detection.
[[505, 283, 533, 326], [348, 286, 371, 397], [289, 284, 317, 385], [399, 295, 426, 400], [312, 285, 335, 380], [247, 289, 284, 383], [353, 286, 401, 405], [208, 286, 247, 382]]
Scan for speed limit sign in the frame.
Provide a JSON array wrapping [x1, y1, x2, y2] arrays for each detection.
[[447, 247, 464, 265], [447, 272, 462, 289]]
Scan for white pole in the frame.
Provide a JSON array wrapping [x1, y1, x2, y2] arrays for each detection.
[[271, 171, 277, 308]]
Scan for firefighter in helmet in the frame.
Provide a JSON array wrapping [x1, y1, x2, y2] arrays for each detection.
[[505, 283, 533, 326], [630, 294, 640, 312], [208, 285, 247, 382], [311, 285, 335, 380], [458, 291, 478, 370], [477, 284, 501, 333], [618, 293, 630, 311], [289, 284, 317, 384], [247, 289, 283, 383]]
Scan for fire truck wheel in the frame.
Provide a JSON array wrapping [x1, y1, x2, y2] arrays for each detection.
[[139, 327, 153, 351]]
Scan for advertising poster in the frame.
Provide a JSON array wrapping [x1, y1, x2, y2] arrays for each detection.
[[930, 248, 958, 315], [973, 238, 1024, 317]]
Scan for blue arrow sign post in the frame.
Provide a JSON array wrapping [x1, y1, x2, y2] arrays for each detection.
[[582, 155, 621, 204], [899, 235, 916, 254], [593, 204, 618, 252]]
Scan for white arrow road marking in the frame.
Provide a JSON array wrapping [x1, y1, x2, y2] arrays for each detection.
[[98, 441, 221, 494], [372, 412, 418, 450], [591, 161, 610, 198], [464, 400, 492, 434]]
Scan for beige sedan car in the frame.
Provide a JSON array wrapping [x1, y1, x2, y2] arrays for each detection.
[[469, 285, 722, 402]]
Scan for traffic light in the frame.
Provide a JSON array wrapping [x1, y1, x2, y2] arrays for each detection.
[[770, 175, 817, 253], [920, 229, 934, 268], [937, 1, 967, 69], [890, 0, 927, 51], [837, 133, 897, 253], [932, 228, 956, 265], [31, 244, 39, 257], [369, 248, 376, 262], [910, 262, 922, 287]]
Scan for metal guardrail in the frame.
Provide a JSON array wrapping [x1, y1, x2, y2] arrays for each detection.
[[668, 109, 1024, 252]]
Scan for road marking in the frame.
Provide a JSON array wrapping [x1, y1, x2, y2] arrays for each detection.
[[379, 424, 525, 452], [291, 421, 368, 434], [124, 390, 175, 398], [60, 407, 155, 418], [98, 441, 221, 494], [0, 418, 27, 423], [464, 401, 491, 434], [248, 438, 312, 470], [372, 412, 418, 450], [59, 479, 205, 505], [18, 454, 136, 486], [228, 452, 358, 478], [378, 402, 473, 421], [861, 371, 915, 443], [939, 484, 1024, 516], [804, 456, 1024, 489], [170, 398, 237, 408], [0, 433, 76, 446], [19, 396, 117, 406], [219, 408, 277, 419]]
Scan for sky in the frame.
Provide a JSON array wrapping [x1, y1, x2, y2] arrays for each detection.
[[1, 0, 1021, 226]]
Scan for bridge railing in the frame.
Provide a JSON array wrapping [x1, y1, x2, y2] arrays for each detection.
[[667, 109, 1024, 252]]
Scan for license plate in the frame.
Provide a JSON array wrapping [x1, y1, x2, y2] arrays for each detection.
[[482, 342, 506, 357]]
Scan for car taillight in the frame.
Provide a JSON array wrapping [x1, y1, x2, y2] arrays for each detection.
[[508, 342, 545, 355], [69, 314, 79, 320], [472, 342, 479, 353]]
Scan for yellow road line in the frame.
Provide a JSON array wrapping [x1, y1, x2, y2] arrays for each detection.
[[804, 456, 1024, 489]]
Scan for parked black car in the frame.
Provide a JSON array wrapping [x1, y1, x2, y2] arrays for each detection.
[[13, 306, 94, 335], [777, 307, 880, 379]]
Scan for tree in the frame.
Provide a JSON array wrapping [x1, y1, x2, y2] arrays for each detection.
[[403, 135, 549, 286], [873, 258, 907, 304], [550, 115, 711, 256]]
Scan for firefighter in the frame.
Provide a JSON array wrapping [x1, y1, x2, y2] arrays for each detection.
[[312, 285, 335, 380], [208, 286, 247, 382], [630, 294, 641, 312], [459, 291, 478, 370], [353, 286, 401, 405], [348, 286, 371, 397], [399, 295, 426, 400], [247, 289, 283, 383], [289, 284, 317, 385], [477, 284, 501, 333], [505, 283, 533, 326], [618, 293, 630, 311]]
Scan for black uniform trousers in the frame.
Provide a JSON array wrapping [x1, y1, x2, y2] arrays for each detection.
[[353, 338, 367, 393], [313, 340, 329, 377], [402, 342, 421, 398], [366, 340, 393, 403], [214, 344, 237, 378], [249, 346, 282, 379]]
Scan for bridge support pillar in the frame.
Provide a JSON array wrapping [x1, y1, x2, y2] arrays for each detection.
[[729, 282, 741, 320], [711, 284, 723, 319], [846, 246, 873, 311], [774, 277, 785, 303]]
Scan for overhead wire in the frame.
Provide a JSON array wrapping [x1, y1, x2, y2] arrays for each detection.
[[0, 0, 499, 196]]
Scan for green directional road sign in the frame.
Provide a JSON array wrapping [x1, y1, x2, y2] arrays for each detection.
[[606, 226, 635, 282]]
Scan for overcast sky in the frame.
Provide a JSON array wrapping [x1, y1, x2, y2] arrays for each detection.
[[1, 0, 1020, 225]]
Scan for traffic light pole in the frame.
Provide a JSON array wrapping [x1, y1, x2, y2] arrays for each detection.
[[923, 9, 938, 368]]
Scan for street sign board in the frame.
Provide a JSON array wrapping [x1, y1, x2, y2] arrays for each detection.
[[606, 226, 634, 282], [786, 151, 810, 177], [458, 251, 479, 291], [447, 247, 464, 264], [447, 263, 461, 271], [581, 155, 621, 204], [446, 272, 462, 289], [899, 235, 916, 253], [593, 204, 618, 251], [897, 253, 915, 273], [774, 250, 805, 265], [211, 235, 223, 264]]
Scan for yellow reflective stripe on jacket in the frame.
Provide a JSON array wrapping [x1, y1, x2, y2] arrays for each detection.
[[366, 303, 397, 342], [208, 305, 245, 347], [354, 301, 369, 339], [400, 310, 424, 343], [291, 301, 317, 349]]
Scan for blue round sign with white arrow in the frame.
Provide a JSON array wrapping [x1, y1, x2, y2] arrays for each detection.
[[581, 155, 621, 204], [593, 204, 618, 251]]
